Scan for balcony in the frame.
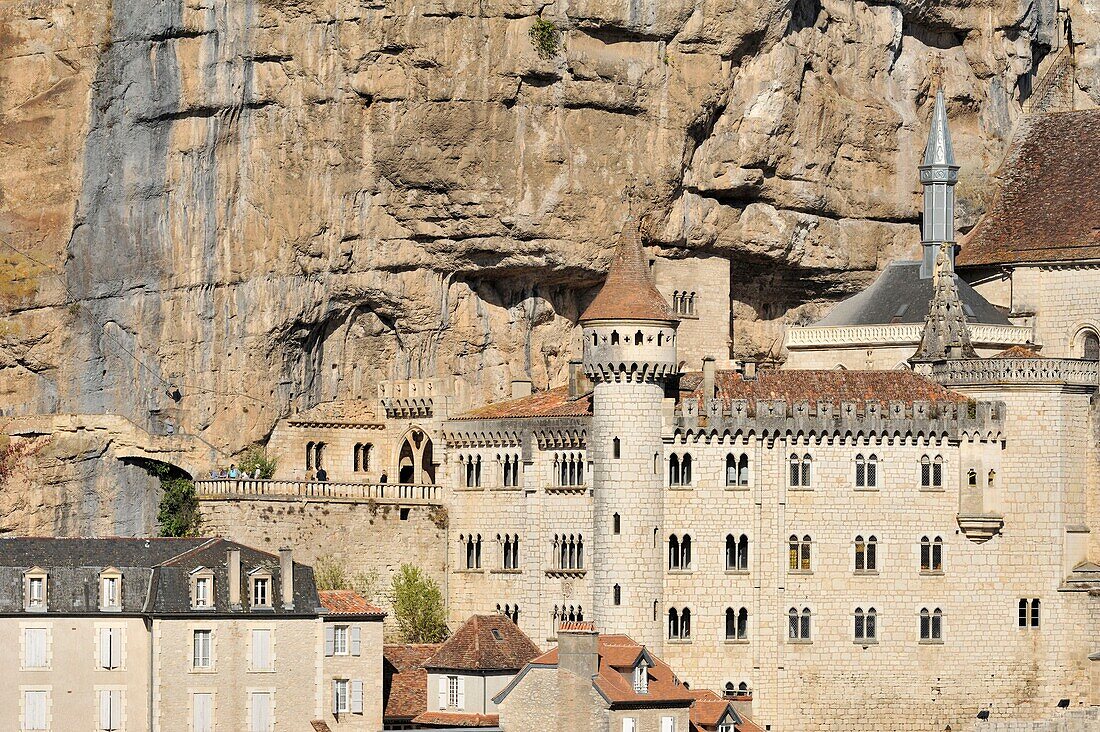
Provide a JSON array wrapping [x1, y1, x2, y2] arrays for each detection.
[[194, 479, 442, 505]]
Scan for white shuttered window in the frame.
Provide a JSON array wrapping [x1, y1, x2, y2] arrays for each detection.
[[24, 628, 47, 669], [250, 692, 273, 732], [23, 690, 48, 731], [251, 629, 272, 671], [192, 693, 213, 732], [98, 689, 122, 731], [99, 627, 120, 670]]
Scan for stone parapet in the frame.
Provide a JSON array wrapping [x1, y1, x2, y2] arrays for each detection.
[[445, 416, 590, 450], [786, 323, 1032, 349], [932, 357, 1100, 388], [671, 397, 1004, 441], [194, 479, 443, 504]]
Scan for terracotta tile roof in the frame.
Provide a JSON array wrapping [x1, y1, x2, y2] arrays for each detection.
[[453, 386, 592, 420], [425, 615, 541, 672], [532, 634, 696, 706], [310, 722, 332, 732], [991, 345, 1044, 359], [958, 109, 1100, 267], [318, 589, 385, 617], [383, 644, 441, 720], [680, 369, 969, 409], [580, 222, 677, 323], [687, 691, 762, 732], [411, 711, 500, 727], [558, 621, 596, 632]]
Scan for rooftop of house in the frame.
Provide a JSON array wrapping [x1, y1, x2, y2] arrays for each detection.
[[810, 261, 1009, 327], [383, 644, 443, 721], [679, 369, 971, 408], [288, 399, 382, 426], [452, 385, 592, 420], [424, 614, 541, 672], [411, 711, 500, 727], [687, 690, 762, 732], [990, 345, 1044, 359], [579, 221, 677, 323], [0, 537, 320, 617], [317, 589, 385, 618], [959, 108, 1100, 267]]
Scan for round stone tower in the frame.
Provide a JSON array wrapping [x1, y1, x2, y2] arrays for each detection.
[[580, 221, 678, 650]]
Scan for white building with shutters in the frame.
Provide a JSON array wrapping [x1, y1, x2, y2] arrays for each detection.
[[0, 537, 384, 732]]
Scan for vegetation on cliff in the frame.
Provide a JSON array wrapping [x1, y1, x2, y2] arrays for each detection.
[[391, 564, 449, 643]]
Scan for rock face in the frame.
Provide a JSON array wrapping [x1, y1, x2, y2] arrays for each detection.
[[0, 0, 1096, 532]]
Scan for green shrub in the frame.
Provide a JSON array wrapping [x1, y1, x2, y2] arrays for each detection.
[[529, 18, 561, 59], [391, 564, 449, 643], [238, 445, 277, 479], [157, 477, 201, 537], [314, 554, 382, 603]]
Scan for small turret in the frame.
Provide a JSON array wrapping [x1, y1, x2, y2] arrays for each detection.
[[919, 89, 960, 278], [911, 242, 977, 366]]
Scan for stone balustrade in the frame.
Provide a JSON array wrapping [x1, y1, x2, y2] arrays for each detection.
[[786, 323, 1032, 348], [194, 479, 443, 504], [932, 358, 1100, 388]]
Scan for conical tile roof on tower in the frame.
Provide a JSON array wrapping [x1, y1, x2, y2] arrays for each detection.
[[579, 220, 677, 323]]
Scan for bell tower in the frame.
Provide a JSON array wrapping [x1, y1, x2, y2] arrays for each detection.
[[581, 219, 678, 650]]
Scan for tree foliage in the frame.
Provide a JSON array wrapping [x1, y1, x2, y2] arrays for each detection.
[[391, 564, 449, 643], [314, 554, 381, 603], [157, 477, 201, 537], [238, 445, 277, 479], [529, 18, 561, 59]]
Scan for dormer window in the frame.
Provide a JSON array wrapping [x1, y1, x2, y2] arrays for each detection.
[[249, 569, 272, 608], [100, 569, 122, 611], [190, 568, 214, 609], [24, 569, 47, 612], [632, 662, 649, 694]]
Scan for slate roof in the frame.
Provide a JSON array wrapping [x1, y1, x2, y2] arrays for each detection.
[[812, 261, 1009, 327], [959, 109, 1100, 267], [423, 615, 541, 672], [679, 369, 970, 409], [318, 589, 385, 617], [452, 386, 593, 420], [580, 222, 677, 323], [383, 644, 442, 721], [0, 537, 320, 617]]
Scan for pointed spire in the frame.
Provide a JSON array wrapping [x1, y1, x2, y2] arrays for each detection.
[[579, 217, 676, 323], [923, 89, 956, 167], [911, 243, 976, 363]]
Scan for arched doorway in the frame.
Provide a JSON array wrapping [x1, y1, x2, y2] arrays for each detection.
[[397, 428, 434, 484]]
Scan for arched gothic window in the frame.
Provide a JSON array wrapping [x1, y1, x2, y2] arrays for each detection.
[[790, 453, 811, 487], [499, 534, 520, 570], [461, 534, 482, 570], [920, 536, 943, 572], [788, 607, 811, 640], [854, 535, 877, 572], [725, 607, 748, 640], [855, 453, 878, 488], [854, 607, 877, 641], [554, 534, 584, 570], [788, 535, 812, 571], [920, 607, 943, 640], [1084, 331, 1100, 361], [726, 534, 748, 571], [667, 607, 690, 639], [668, 534, 691, 570]]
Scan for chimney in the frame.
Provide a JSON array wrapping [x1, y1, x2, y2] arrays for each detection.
[[511, 379, 533, 399], [557, 623, 599, 679], [279, 547, 294, 609], [702, 356, 716, 401], [227, 547, 241, 608], [742, 361, 757, 380], [568, 360, 592, 398]]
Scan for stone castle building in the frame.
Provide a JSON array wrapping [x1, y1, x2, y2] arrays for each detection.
[[197, 94, 1100, 731]]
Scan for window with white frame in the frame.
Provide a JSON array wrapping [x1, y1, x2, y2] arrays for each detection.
[[622, 717, 637, 732], [100, 572, 121, 611], [191, 571, 213, 609], [23, 689, 48, 731], [99, 627, 121, 670], [251, 629, 272, 671], [25, 571, 47, 611], [444, 675, 464, 709], [661, 716, 675, 732], [192, 629, 213, 669], [325, 624, 361, 657], [633, 662, 649, 693], [334, 679, 350, 713], [854, 607, 877, 642], [23, 627, 48, 670], [334, 625, 349, 655], [249, 691, 273, 732], [192, 692, 213, 732], [97, 688, 122, 731], [251, 574, 271, 608]]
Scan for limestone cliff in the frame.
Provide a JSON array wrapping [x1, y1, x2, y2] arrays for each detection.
[[0, 0, 1096, 533]]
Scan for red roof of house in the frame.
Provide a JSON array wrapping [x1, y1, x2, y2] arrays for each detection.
[[532, 634, 696, 705], [453, 386, 593, 420], [687, 690, 762, 732], [680, 369, 969, 408], [411, 711, 500, 727], [384, 644, 442, 720], [318, 589, 385, 617], [990, 345, 1044, 359], [424, 615, 541, 672], [580, 222, 677, 323], [958, 109, 1100, 267]]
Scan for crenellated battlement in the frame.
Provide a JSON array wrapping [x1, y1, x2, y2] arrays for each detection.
[[670, 397, 1005, 443], [378, 377, 452, 419]]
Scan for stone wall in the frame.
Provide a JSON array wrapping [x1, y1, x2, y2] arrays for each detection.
[[198, 499, 447, 629], [653, 256, 732, 369]]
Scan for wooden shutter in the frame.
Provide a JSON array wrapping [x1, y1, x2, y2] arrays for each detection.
[[456, 677, 465, 709], [324, 625, 335, 657], [351, 680, 364, 714], [662, 716, 675, 732], [251, 692, 271, 732], [351, 625, 361, 656], [332, 681, 340, 714], [193, 693, 212, 732], [27, 690, 46, 730], [437, 677, 447, 709], [99, 627, 111, 668], [99, 689, 112, 731]]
